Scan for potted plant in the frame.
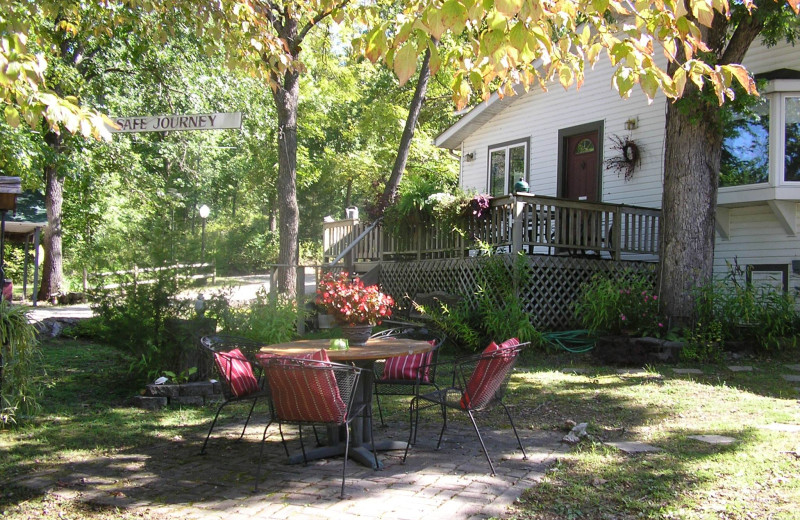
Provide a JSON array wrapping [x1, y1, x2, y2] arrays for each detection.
[[315, 271, 394, 346]]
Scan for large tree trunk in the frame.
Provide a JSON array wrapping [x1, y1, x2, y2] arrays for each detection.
[[272, 69, 300, 297], [660, 101, 722, 324], [38, 131, 65, 302], [378, 47, 433, 212], [659, 13, 763, 324]]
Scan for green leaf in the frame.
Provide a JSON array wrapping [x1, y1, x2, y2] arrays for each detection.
[[640, 70, 659, 103], [559, 64, 574, 89], [441, 0, 467, 31], [393, 43, 418, 85], [4, 106, 20, 128]]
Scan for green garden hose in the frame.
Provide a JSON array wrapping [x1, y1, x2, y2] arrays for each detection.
[[544, 330, 596, 353]]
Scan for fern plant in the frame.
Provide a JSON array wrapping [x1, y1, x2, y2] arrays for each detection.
[[0, 301, 40, 427]]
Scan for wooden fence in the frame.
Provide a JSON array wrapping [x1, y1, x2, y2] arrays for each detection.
[[323, 193, 660, 265], [85, 262, 216, 292]]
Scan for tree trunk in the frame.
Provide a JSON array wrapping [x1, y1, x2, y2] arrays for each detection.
[[660, 101, 722, 324], [378, 46, 433, 212], [38, 131, 65, 302], [272, 69, 300, 297], [659, 13, 762, 324]]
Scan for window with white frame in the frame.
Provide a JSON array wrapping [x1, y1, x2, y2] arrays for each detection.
[[488, 139, 528, 197], [720, 79, 800, 188]]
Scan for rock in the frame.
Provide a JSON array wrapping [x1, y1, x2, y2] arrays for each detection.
[[133, 396, 167, 411], [145, 384, 179, 398], [179, 381, 214, 396], [562, 422, 588, 444]]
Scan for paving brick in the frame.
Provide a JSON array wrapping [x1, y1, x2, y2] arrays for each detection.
[[673, 368, 703, 375]]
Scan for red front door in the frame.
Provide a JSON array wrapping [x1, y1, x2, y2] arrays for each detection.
[[563, 130, 599, 201]]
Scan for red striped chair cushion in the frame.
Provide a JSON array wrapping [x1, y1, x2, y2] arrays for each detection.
[[213, 348, 260, 398], [382, 340, 437, 382], [266, 349, 347, 424], [460, 338, 520, 410]]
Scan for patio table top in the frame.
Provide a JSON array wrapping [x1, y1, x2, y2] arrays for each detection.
[[258, 336, 433, 362]]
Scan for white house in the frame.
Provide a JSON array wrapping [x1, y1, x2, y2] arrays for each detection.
[[434, 39, 800, 293]]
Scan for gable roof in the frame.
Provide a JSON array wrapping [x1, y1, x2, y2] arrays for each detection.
[[434, 84, 526, 150]]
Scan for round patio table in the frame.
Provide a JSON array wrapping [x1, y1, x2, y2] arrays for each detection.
[[259, 336, 434, 469]]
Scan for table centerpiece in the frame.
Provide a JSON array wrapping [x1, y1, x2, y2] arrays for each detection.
[[316, 271, 394, 346]]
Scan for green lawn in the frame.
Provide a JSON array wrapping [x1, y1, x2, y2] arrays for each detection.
[[1, 339, 799, 519]]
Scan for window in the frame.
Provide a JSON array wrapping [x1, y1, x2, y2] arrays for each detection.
[[785, 96, 800, 181], [575, 139, 595, 154], [720, 97, 770, 187], [719, 79, 800, 188], [488, 140, 528, 197]]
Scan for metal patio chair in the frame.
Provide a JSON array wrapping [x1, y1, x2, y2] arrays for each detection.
[[371, 326, 446, 427], [403, 339, 529, 474], [198, 335, 270, 455], [255, 356, 377, 498]]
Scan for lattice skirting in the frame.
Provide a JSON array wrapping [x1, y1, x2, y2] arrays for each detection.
[[378, 255, 657, 331]]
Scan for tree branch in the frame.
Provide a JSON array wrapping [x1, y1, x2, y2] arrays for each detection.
[[296, 0, 350, 45], [720, 15, 764, 65]]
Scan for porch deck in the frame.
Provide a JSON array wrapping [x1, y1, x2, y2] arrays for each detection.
[[324, 193, 661, 266]]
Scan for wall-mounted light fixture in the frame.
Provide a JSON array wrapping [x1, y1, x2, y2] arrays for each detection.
[[464, 151, 476, 162], [625, 117, 638, 131]]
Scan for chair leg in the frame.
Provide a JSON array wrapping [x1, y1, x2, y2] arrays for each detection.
[[254, 420, 273, 492], [467, 410, 496, 475], [278, 424, 290, 457], [402, 397, 416, 464], [200, 400, 229, 454], [299, 426, 308, 465], [366, 405, 379, 470], [501, 402, 528, 460], [238, 397, 259, 440], [435, 401, 447, 450], [341, 422, 350, 499], [374, 388, 386, 427]]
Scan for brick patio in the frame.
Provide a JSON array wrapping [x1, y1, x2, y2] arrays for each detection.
[[13, 415, 566, 520]]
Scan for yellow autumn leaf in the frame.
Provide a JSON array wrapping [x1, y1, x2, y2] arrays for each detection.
[[393, 43, 418, 85], [4, 106, 20, 128], [559, 64, 574, 89], [691, 0, 715, 28], [495, 0, 523, 17], [724, 64, 756, 94]]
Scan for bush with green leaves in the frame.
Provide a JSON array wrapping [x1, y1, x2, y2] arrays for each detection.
[[0, 301, 40, 428], [87, 274, 193, 380], [680, 320, 724, 363], [693, 266, 799, 351], [414, 254, 543, 352], [573, 270, 664, 337]]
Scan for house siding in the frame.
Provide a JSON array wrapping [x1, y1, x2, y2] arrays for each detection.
[[453, 38, 800, 294]]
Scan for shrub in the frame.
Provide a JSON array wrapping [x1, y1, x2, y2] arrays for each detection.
[[201, 286, 302, 345], [89, 274, 193, 380], [0, 302, 40, 427], [693, 265, 799, 351], [574, 271, 664, 337], [413, 254, 544, 352]]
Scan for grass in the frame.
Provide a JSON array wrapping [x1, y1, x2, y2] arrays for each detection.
[[1, 339, 799, 519]]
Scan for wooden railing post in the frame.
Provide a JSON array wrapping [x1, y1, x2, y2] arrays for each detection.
[[511, 195, 525, 254], [612, 207, 622, 260]]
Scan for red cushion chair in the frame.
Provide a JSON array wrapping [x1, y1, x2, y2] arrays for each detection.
[[403, 339, 529, 475], [256, 355, 376, 498], [199, 335, 270, 455], [371, 327, 446, 426]]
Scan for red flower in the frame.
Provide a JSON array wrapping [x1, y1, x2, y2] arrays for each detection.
[[316, 271, 394, 325]]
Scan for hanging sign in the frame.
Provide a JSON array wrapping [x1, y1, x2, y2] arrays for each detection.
[[108, 112, 242, 133]]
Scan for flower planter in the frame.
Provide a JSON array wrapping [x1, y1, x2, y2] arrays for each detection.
[[339, 324, 374, 347], [593, 335, 683, 366]]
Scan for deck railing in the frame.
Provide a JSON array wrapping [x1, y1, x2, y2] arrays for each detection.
[[323, 194, 660, 265]]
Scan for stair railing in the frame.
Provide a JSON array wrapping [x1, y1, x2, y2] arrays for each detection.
[[328, 217, 383, 268]]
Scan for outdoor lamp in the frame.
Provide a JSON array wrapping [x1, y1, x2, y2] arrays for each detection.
[[199, 204, 210, 263]]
